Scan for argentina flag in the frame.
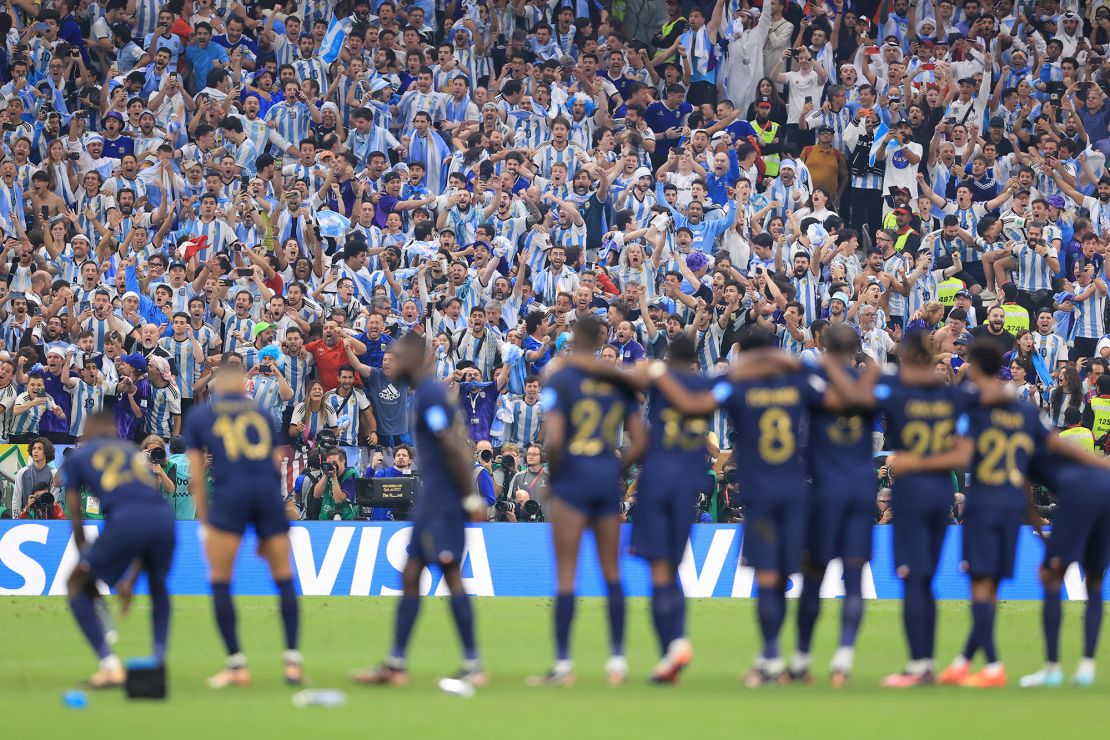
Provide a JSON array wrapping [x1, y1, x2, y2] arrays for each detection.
[[317, 209, 351, 240], [868, 118, 889, 168], [320, 16, 349, 64]]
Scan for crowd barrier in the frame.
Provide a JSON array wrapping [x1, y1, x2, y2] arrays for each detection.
[[0, 522, 1104, 599]]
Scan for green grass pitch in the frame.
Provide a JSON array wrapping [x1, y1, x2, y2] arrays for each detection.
[[2, 596, 1107, 738]]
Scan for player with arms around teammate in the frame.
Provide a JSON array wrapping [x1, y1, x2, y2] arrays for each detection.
[[825, 329, 975, 687], [652, 327, 825, 687], [1021, 440, 1110, 686], [531, 315, 647, 687], [183, 362, 303, 688], [558, 333, 712, 683], [352, 332, 488, 691], [793, 324, 879, 687], [64, 411, 176, 688]]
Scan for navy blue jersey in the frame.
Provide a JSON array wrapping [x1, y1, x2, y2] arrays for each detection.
[[644, 370, 716, 465], [960, 398, 1052, 500], [541, 366, 640, 486], [805, 365, 875, 486], [411, 377, 467, 517], [182, 393, 281, 490], [873, 371, 976, 484], [60, 438, 167, 518], [714, 370, 825, 491]]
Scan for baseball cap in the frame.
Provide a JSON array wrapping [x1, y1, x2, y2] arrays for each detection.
[[893, 206, 911, 215], [954, 331, 973, 345], [830, 291, 850, 305], [755, 95, 772, 108], [817, 125, 834, 134], [955, 289, 972, 299], [252, 322, 273, 338]]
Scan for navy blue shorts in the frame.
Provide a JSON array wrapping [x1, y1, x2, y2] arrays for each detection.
[[552, 479, 621, 519], [806, 479, 875, 566], [891, 480, 952, 578], [84, 506, 176, 588], [961, 499, 1024, 580], [631, 477, 698, 564], [208, 480, 290, 540], [1045, 494, 1110, 573], [409, 515, 466, 565], [741, 491, 808, 575]]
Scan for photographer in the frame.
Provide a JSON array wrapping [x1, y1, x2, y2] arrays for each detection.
[[19, 481, 64, 519], [141, 434, 179, 510], [501, 443, 548, 521], [473, 439, 498, 517], [370, 444, 416, 521], [312, 447, 359, 520], [12, 437, 56, 515], [492, 443, 520, 498]]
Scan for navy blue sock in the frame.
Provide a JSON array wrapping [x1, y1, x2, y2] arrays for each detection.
[[902, 577, 927, 661], [652, 582, 683, 653], [1043, 585, 1062, 663], [149, 582, 171, 663], [796, 574, 822, 655], [606, 581, 625, 657], [840, 566, 865, 648], [390, 596, 420, 661], [554, 592, 575, 661], [971, 601, 997, 663], [69, 592, 110, 660], [961, 628, 978, 662], [650, 586, 669, 655], [275, 578, 299, 651], [1084, 588, 1103, 659], [756, 585, 785, 660], [449, 594, 477, 662], [922, 579, 938, 659], [210, 582, 240, 657]]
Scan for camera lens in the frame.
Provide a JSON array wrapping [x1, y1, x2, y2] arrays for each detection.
[[479, 449, 493, 463]]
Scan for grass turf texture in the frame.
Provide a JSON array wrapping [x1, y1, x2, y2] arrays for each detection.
[[2, 596, 1107, 738]]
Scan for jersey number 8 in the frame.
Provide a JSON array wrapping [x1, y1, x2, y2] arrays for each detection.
[[757, 408, 796, 465]]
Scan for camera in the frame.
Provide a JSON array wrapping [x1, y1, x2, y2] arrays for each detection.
[[520, 499, 543, 522], [478, 448, 493, 464], [149, 447, 167, 464], [259, 364, 273, 374], [322, 462, 337, 474], [495, 500, 514, 513], [36, 389, 47, 398], [34, 491, 55, 511]]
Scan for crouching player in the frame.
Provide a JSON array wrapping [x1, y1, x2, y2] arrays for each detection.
[[64, 411, 176, 687]]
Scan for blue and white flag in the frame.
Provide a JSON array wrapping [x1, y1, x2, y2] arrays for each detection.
[[317, 209, 350, 239], [868, 118, 889, 168], [320, 17, 348, 64]]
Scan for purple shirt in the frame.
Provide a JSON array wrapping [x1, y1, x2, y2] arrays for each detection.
[[373, 193, 400, 228], [611, 340, 646, 364], [40, 371, 71, 435]]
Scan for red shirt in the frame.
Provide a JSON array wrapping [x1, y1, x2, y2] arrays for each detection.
[[305, 339, 359, 391]]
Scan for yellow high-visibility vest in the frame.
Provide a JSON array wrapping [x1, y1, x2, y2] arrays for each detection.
[[752, 120, 780, 177], [1090, 396, 1110, 441], [937, 277, 966, 306], [1002, 302, 1030, 336], [1060, 426, 1096, 452]]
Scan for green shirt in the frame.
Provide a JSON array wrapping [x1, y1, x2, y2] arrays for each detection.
[[319, 468, 359, 521]]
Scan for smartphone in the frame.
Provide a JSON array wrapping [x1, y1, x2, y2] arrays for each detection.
[[865, 45, 880, 55], [236, 267, 253, 277], [922, 63, 935, 71], [241, 174, 251, 187], [34, 22, 49, 31], [804, 96, 812, 104], [79, 300, 90, 313], [40, 205, 49, 222]]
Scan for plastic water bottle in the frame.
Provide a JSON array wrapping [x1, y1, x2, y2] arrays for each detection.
[[292, 689, 347, 708], [62, 690, 87, 709]]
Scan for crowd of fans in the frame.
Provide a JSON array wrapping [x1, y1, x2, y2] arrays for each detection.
[[1, 0, 1109, 523]]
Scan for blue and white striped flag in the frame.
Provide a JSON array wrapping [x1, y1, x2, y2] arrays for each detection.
[[868, 118, 889, 168], [317, 209, 350, 239], [320, 17, 348, 64]]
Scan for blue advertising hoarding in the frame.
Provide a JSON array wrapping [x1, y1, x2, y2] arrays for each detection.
[[0, 521, 1102, 599]]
